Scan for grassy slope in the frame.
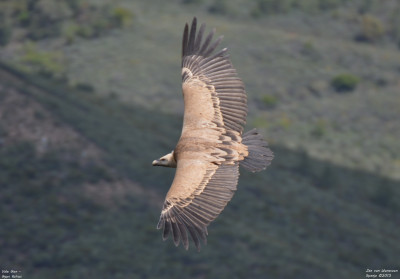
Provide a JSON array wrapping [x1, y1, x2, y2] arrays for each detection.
[[2, 1, 400, 178], [39, 0, 399, 180], [0, 62, 399, 279]]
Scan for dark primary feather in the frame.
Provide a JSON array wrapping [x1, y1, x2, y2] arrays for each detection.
[[194, 24, 205, 52], [188, 18, 197, 54], [199, 29, 215, 55], [182, 24, 189, 58]]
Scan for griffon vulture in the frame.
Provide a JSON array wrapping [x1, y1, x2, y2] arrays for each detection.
[[152, 17, 274, 250]]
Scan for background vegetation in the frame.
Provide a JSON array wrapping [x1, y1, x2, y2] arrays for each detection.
[[0, 0, 399, 278]]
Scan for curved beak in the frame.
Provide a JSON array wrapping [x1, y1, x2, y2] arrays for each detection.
[[152, 160, 160, 166]]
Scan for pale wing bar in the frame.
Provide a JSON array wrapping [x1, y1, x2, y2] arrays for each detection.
[[182, 18, 247, 133], [157, 163, 239, 250]]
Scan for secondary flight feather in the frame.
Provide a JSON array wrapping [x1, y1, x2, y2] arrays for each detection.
[[152, 17, 274, 251]]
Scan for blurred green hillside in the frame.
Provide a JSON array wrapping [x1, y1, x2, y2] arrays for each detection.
[[0, 0, 399, 278], [2, 0, 399, 179]]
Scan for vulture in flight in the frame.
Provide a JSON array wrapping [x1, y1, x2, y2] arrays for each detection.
[[152, 17, 274, 251]]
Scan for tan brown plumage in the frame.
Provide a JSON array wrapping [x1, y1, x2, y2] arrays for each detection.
[[153, 17, 274, 251]]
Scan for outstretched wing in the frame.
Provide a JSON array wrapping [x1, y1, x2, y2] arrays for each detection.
[[180, 17, 247, 134], [157, 18, 248, 250], [157, 156, 239, 251]]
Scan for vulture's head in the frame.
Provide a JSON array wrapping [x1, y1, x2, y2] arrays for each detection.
[[152, 151, 177, 168]]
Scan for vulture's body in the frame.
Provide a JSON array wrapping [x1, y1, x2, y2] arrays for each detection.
[[152, 18, 274, 250]]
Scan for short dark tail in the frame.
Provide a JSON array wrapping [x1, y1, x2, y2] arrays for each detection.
[[241, 129, 274, 172]]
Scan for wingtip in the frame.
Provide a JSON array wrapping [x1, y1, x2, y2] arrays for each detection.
[[156, 220, 162, 230], [195, 243, 201, 252]]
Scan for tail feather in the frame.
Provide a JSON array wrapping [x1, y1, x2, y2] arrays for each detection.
[[241, 129, 274, 172]]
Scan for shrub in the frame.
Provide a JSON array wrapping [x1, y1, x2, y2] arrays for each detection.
[[331, 73, 359, 92], [76, 25, 95, 38], [318, 0, 343, 11], [261, 94, 278, 107], [310, 119, 327, 138], [208, 0, 230, 15], [112, 7, 133, 28], [251, 0, 291, 17], [301, 40, 321, 59], [17, 10, 31, 27], [277, 114, 291, 129], [62, 22, 79, 44], [74, 82, 94, 92], [356, 14, 385, 42], [67, 0, 85, 15]]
